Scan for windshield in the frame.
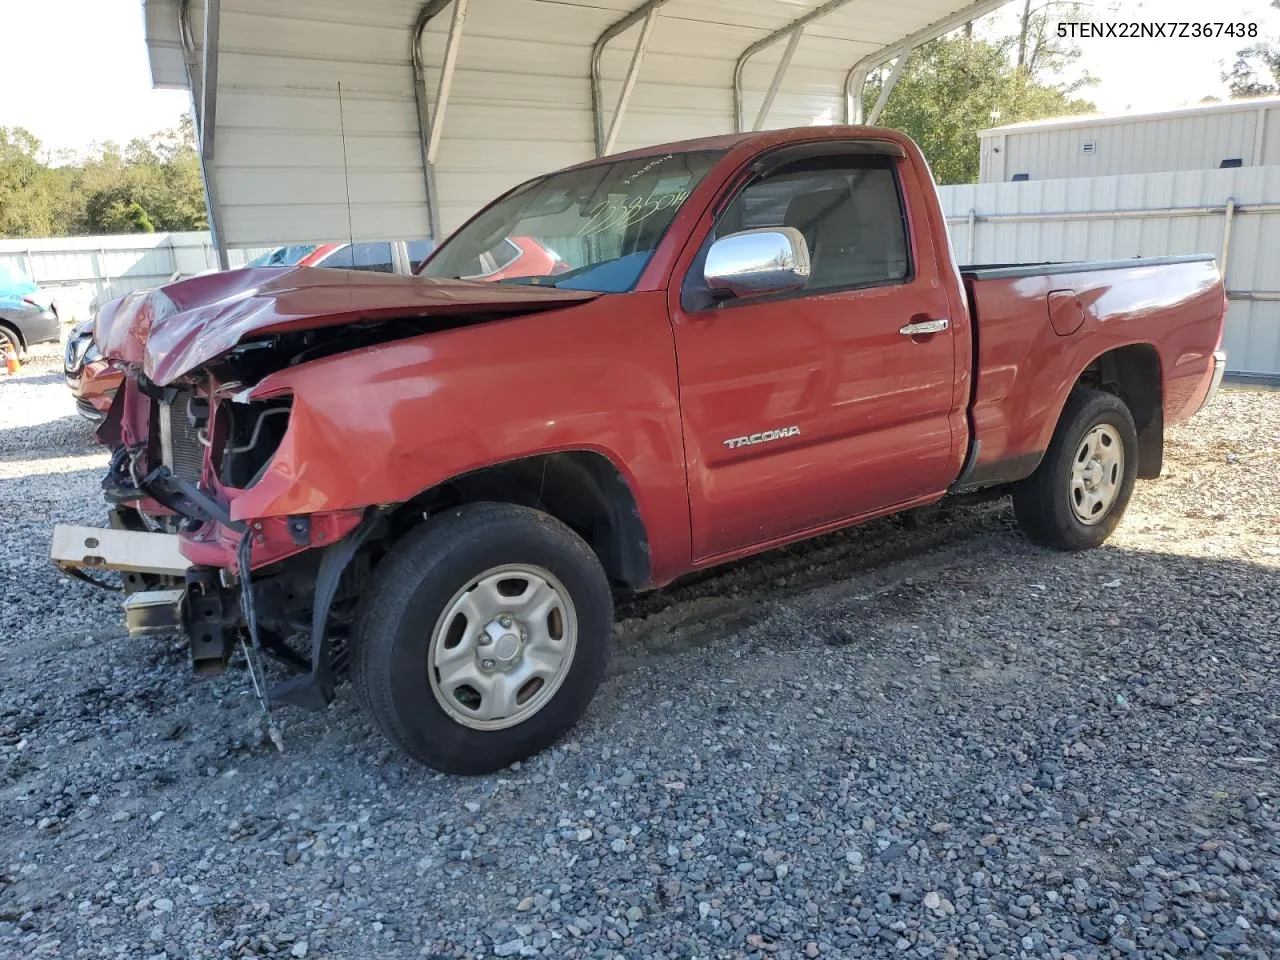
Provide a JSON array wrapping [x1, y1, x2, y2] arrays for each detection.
[[418, 150, 723, 292]]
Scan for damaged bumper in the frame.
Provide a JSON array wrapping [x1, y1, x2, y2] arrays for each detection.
[[52, 499, 379, 707], [50, 523, 190, 578], [50, 522, 190, 640], [50, 523, 245, 674], [69, 357, 374, 702]]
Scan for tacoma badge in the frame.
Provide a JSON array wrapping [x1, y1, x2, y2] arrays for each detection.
[[723, 426, 801, 450]]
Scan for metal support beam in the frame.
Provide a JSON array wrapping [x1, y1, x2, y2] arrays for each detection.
[[733, 0, 858, 133], [412, 0, 457, 241], [427, 0, 468, 165], [943, 201, 1280, 227], [945, 205, 1228, 225], [600, 6, 658, 155], [844, 0, 1008, 124], [1221, 197, 1236, 279], [753, 27, 803, 131], [865, 54, 909, 126], [591, 0, 672, 157], [846, 68, 869, 124], [199, 0, 220, 164], [178, 0, 203, 106], [178, 0, 228, 271]]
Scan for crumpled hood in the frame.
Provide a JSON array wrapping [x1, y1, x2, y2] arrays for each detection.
[[95, 266, 600, 385]]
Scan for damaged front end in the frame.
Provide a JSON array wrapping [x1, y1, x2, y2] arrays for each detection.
[[65, 339, 376, 708], [50, 267, 599, 712]]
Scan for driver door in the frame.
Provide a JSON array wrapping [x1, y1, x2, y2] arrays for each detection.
[[671, 150, 961, 561]]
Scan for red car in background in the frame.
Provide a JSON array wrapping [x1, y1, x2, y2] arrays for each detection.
[[288, 239, 438, 274], [64, 320, 122, 420], [443, 235, 569, 281]]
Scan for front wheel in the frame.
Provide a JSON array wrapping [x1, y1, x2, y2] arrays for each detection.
[[354, 502, 612, 774], [1012, 388, 1139, 551]]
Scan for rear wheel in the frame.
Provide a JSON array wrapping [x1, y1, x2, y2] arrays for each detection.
[[1013, 388, 1139, 550], [355, 502, 612, 773]]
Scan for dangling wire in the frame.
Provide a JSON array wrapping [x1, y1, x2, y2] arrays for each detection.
[[237, 531, 285, 753], [61, 567, 122, 591]]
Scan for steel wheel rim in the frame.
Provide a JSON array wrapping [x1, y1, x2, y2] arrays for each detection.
[[1070, 423, 1124, 525], [427, 563, 578, 731]]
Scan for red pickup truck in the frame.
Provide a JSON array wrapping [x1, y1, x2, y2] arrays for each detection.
[[55, 125, 1227, 774]]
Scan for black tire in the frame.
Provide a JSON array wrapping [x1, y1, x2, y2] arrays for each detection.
[[1012, 388, 1139, 551], [0, 325, 20, 358], [354, 502, 612, 774]]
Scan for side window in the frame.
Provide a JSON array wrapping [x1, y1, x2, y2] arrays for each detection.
[[714, 159, 911, 292], [350, 242, 395, 273], [456, 239, 524, 279], [489, 238, 521, 272], [317, 245, 353, 269]]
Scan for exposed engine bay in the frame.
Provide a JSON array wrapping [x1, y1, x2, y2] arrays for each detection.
[[92, 321, 456, 703]]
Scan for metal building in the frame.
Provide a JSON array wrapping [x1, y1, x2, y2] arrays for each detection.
[[937, 166, 1280, 381], [979, 97, 1280, 183], [141, 0, 1012, 262]]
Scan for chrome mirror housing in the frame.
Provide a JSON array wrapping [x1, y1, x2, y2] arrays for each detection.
[[703, 227, 811, 299]]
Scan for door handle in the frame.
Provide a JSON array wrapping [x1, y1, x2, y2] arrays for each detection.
[[899, 318, 949, 336]]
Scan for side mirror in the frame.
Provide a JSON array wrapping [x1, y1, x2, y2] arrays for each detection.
[[704, 227, 811, 300]]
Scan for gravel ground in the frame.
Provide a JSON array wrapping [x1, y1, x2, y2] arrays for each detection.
[[2, 341, 1279, 960]]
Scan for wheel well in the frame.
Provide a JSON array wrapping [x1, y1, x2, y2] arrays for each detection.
[[391, 452, 651, 588], [1076, 344, 1163, 479]]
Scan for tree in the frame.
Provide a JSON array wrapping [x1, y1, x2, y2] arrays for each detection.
[[0, 128, 61, 237], [866, 34, 1095, 185], [1017, 0, 1032, 67], [0, 115, 208, 239], [1223, 0, 1280, 97], [95, 200, 156, 233], [1015, 0, 1092, 73]]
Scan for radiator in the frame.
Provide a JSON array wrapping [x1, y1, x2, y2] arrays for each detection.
[[161, 390, 205, 485]]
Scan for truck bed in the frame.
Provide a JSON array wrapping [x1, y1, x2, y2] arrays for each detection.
[[955, 253, 1224, 491]]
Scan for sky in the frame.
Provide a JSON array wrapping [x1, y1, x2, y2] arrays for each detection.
[[1, 0, 1279, 156], [995, 0, 1280, 114], [2, 0, 190, 155]]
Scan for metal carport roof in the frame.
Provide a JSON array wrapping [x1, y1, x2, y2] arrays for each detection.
[[142, 0, 1010, 262]]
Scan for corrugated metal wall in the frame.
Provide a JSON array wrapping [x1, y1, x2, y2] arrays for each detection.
[[147, 0, 1001, 245], [416, 0, 886, 229], [160, 0, 872, 243], [938, 165, 1280, 379], [979, 101, 1280, 183], [145, 0, 438, 247]]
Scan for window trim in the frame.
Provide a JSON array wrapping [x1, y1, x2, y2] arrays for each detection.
[[681, 146, 917, 313]]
